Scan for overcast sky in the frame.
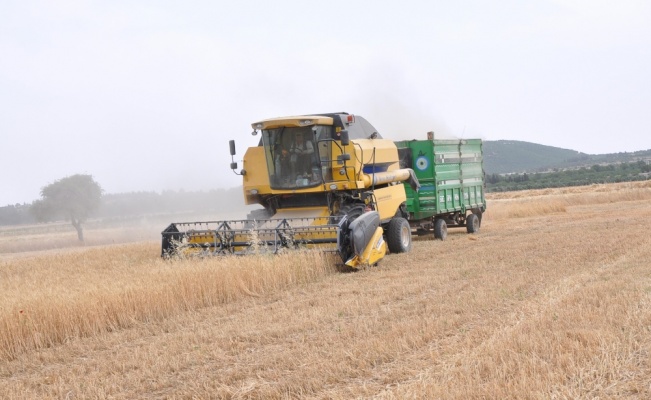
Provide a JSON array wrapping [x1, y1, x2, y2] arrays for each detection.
[[1, 0, 650, 206]]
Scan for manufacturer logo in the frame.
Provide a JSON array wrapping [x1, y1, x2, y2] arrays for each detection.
[[416, 156, 429, 171]]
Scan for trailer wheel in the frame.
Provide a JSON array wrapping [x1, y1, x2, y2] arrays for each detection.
[[433, 219, 447, 240], [387, 217, 412, 253], [472, 209, 483, 227], [466, 213, 480, 234]]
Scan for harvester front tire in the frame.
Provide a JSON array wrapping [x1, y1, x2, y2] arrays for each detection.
[[337, 204, 365, 222], [434, 219, 447, 240], [466, 213, 480, 234], [387, 217, 412, 254], [247, 208, 272, 221]]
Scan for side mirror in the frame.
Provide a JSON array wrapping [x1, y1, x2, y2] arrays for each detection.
[[340, 130, 349, 146], [229, 140, 245, 175]]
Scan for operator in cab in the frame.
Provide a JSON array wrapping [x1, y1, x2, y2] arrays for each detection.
[[289, 133, 314, 177]]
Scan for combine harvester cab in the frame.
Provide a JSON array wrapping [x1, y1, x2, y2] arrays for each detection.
[[162, 112, 419, 268], [395, 134, 487, 240]]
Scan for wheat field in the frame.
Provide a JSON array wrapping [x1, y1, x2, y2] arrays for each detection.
[[1, 181, 651, 399]]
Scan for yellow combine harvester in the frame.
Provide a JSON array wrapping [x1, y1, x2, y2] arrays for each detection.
[[161, 112, 419, 268]]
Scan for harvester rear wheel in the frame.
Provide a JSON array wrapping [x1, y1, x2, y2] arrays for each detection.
[[387, 217, 412, 253], [466, 213, 480, 234], [434, 219, 447, 240]]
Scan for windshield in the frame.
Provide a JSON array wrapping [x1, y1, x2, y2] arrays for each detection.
[[262, 126, 333, 190]]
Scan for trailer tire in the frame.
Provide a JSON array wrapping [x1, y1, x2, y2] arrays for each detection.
[[466, 213, 480, 234], [472, 209, 483, 227], [386, 217, 412, 253], [434, 219, 447, 240]]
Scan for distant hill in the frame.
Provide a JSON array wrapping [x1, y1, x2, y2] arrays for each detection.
[[484, 140, 651, 174]]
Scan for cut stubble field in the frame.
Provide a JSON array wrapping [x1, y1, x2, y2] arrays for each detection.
[[2, 181, 651, 399]]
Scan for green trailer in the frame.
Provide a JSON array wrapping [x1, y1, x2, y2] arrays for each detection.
[[395, 137, 486, 239]]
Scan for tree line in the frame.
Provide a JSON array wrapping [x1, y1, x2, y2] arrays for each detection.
[[486, 160, 651, 192], [1, 174, 246, 239], [4, 162, 650, 236]]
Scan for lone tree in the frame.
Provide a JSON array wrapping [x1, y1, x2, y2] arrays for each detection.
[[31, 174, 103, 242]]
